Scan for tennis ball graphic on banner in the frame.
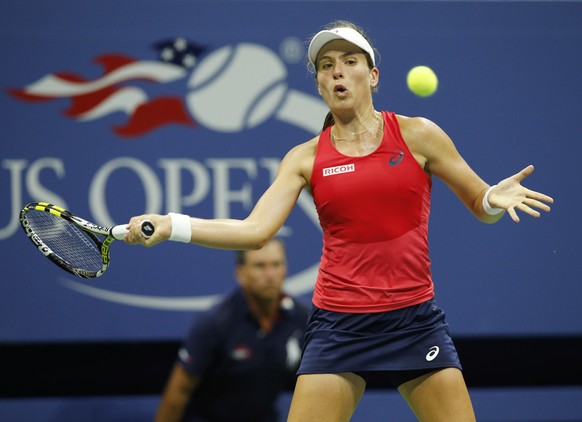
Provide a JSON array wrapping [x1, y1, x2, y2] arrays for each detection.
[[186, 44, 288, 132]]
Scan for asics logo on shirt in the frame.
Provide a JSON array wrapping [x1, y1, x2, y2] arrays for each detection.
[[323, 164, 355, 176], [389, 149, 404, 166], [425, 346, 440, 361]]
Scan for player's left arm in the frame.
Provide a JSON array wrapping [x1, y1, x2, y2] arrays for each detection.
[[398, 115, 553, 223]]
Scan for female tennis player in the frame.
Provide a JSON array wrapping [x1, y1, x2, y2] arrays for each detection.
[[126, 20, 554, 422]]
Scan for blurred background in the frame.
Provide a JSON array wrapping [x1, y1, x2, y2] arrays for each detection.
[[1, 0, 581, 420]]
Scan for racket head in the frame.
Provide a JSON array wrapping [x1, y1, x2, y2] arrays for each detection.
[[19, 202, 113, 278]]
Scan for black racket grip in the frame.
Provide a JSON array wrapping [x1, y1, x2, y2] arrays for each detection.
[[141, 220, 155, 238]]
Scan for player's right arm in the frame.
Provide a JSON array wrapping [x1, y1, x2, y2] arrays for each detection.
[[126, 137, 317, 249], [155, 363, 200, 422]]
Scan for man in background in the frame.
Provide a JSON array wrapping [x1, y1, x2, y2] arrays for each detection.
[[155, 238, 309, 422]]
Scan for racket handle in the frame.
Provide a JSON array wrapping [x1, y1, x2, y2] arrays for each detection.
[[140, 220, 155, 238], [110, 220, 155, 240]]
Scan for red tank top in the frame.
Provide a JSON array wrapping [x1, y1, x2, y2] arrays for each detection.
[[310, 111, 434, 313]]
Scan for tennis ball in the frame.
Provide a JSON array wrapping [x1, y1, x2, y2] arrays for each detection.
[[407, 66, 438, 97]]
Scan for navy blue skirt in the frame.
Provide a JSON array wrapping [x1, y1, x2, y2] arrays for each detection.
[[297, 300, 462, 387]]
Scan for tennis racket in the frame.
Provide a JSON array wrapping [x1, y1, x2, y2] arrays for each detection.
[[19, 202, 154, 278]]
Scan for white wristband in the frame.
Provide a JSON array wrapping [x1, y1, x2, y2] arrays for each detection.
[[482, 185, 504, 216], [168, 213, 192, 243]]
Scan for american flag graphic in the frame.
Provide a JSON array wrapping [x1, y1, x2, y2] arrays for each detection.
[[8, 38, 206, 138]]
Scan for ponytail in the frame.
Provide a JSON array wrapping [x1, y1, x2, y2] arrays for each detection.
[[321, 111, 335, 132]]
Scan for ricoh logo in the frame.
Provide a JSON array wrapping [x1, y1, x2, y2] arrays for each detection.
[[323, 164, 355, 177]]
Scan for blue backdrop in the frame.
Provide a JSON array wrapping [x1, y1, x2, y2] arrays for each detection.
[[1, 0, 581, 344]]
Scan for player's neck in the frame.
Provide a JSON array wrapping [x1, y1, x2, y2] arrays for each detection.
[[333, 107, 378, 133], [331, 109, 382, 143]]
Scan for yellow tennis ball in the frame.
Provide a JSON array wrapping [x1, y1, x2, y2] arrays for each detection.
[[407, 66, 438, 97]]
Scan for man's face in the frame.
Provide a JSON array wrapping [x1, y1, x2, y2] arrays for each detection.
[[236, 241, 287, 302]]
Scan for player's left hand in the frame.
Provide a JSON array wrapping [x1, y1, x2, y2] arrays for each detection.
[[489, 165, 554, 223]]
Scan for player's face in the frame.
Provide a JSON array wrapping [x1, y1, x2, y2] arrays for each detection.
[[236, 241, 287, 302], [315, 40, 378, 112]]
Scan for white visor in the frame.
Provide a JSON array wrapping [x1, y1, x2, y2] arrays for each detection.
[[308, 27, 375, 67]]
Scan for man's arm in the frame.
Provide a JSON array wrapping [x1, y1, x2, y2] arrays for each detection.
[[155, 363, 200, 422]]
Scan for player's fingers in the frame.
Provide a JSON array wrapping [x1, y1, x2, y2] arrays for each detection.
[[528, 191, 554, 205], [507, 207, 520, 223], [517, 203, 541, 218], [512, 165, 534, 182], [123, 224, 138, 244], [128, 215, 146, 229], [523, 198, 551, 213], [126, 219, 149, 244]]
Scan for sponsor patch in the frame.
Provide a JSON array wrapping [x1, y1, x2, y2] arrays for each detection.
[[323, 164, 355, 176]]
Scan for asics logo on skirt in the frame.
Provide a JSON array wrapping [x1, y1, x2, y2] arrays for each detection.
[[426, 346, 440, 361]]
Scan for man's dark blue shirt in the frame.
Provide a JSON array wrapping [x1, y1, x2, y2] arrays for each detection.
[[178, 289, 309, 422]]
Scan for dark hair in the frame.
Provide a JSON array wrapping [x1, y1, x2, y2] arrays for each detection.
[[307, 20, 379, 132], [235, 238, 286, 266]]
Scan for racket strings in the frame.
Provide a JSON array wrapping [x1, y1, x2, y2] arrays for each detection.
[[26, 211, 103, 271]]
